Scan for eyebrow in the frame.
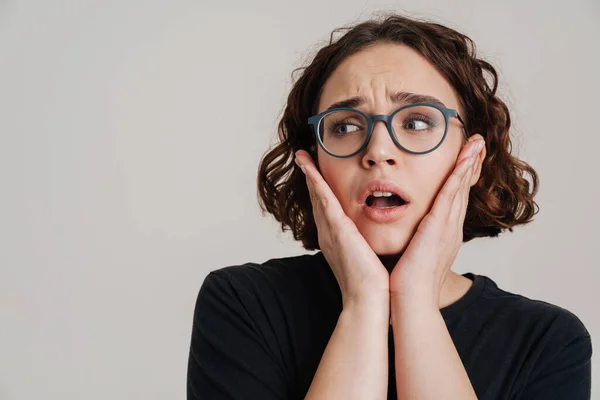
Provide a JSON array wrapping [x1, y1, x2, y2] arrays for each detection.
[[323, 91, 447, 112]]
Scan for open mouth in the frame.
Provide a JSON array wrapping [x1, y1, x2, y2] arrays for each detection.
[[365, 193, 408, 209]]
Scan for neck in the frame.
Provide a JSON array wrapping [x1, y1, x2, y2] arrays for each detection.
[[377, 253, 401, 274], [377, 253, 473, 309]]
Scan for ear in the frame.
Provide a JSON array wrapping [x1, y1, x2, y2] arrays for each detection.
[[469, 134, 486, 187]]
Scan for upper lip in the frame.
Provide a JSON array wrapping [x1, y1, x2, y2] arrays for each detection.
[[358, 178, 412, 205]]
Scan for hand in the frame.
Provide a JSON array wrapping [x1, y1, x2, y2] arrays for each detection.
[[294, 150, 390, 307], [389, 135, 486, 308]]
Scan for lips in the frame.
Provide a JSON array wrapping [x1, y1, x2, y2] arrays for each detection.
[[358, 179, 412, 206]]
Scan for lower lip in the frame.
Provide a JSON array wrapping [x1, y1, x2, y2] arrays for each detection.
[[361, 202, 410, 223]]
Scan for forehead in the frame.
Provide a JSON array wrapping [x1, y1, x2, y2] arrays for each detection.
[[317, 43, 460, 113]]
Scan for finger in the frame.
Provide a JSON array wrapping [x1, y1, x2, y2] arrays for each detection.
[[452, 139, 484, 233], [304, 172, 319, 217], [457, 139, 484, 192], [428, 136, 483, 220], [295, 150, 347, 225], [462, 153, 477, 202], [428, 151, 476, 221], [461, 134, 485, 156], [468, 140, 486, 187], [296, 155, 323, 221], [463, 139, 485, 194], [453, 153, 476, 231], [299, 165, 329, 236]]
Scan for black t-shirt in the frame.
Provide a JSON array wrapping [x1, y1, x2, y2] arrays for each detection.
[[187, 251, 592, 399]]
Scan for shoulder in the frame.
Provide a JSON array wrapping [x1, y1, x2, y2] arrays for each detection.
[[206, 251, 328, 292], [195, 251, 332, 313], [478, 274, 592, 363], [190, 251, 335, 357], [188, 254, 327, 398], [479, 277, 593, 397], [481, 275, 590, 335]]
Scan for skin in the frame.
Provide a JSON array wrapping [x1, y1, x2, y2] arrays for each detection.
[[295, 42, 486, 398], [312, 42, 484, 307]]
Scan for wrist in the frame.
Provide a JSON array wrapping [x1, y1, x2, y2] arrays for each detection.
[[343, 292, 389, 317], [390, 298, 440, 328], [343, 286, 389, 306], [391, 292, 439, 314]]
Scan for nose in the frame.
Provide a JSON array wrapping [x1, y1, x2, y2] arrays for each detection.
[[361, 119, 400, 168]]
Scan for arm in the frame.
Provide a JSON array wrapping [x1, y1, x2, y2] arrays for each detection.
[[305, 295, 390, 400], [293, 150, 393, 399], [391, 299, 477, 400], [519, 334, 592, 399], [187, 271, 291, 399], [388, 137, 485, 399], [517, 310, 592, 400]]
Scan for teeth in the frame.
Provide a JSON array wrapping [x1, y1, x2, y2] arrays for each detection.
[[372, 191, 394, 197]]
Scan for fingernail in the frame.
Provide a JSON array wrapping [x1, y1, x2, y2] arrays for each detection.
[[470, 140, 483, 155], [300, 165, 306, 174], [468, 143, 478, 156], [294, 156, 301, 167]]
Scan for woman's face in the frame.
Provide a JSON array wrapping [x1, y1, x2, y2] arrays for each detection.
[[315, 42, 468, 256]]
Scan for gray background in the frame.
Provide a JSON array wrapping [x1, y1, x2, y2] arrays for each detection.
[[1, 1, 598, 399]]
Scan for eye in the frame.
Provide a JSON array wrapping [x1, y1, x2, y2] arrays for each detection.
[[334, 123, 360, 135], [402, 113, 438, 132], [326, 119, 364, 136], [405, 120, 429, 130]]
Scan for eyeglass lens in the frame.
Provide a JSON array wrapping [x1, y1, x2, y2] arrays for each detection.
[[318, 105, 446, 156]]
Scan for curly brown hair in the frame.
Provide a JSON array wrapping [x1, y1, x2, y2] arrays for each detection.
[[257, 12, 540, 251]]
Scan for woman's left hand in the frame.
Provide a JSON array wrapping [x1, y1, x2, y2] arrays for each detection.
[[389, 135, 486, 309]]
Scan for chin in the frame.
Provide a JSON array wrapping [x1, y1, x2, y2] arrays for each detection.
[[357, 222, 411, 256]]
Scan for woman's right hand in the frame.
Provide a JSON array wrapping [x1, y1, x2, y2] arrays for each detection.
[[295, 150, 390, 307]]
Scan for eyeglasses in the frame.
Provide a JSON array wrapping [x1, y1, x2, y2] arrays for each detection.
[[307, 103, 466, 158]]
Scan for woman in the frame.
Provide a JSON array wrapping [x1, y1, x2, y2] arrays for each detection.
[[187, 13, 592, 399]]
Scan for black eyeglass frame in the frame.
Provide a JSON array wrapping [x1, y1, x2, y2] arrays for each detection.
[[307, 103, 467, 158]]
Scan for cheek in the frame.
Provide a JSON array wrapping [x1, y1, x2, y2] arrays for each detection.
[[318, 157, 355, 212], [416, 156, 457, 212]]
